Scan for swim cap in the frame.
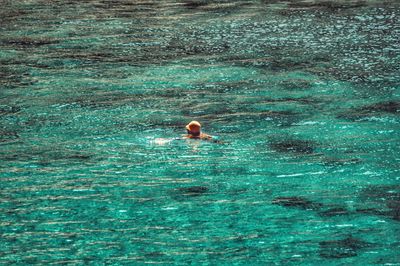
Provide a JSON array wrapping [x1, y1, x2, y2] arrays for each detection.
[[186, 121, 201, 131]]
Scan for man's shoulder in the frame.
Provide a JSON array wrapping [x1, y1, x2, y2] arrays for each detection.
[[200, 133, 212, 140]]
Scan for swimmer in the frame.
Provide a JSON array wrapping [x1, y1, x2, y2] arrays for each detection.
[[153, 120, 220, 146], [184, 121, 213, 140]]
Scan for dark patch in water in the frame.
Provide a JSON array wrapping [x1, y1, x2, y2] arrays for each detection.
[[22, 114, 65, 128], [269, 58, 314, 71], [145, 251, 166, 258], [177, 186, 209, 196], [387, 200, 400, 221], [319, 236, 371, 259], [165, 39, 230, 57], [0, 129, 19, 143], [67, 154, 92, 160], [263, 97, 321, 106], [337, 101, 400, 120], [356, 207, 399, 222], [183, 1, 208, 9], [287, 1, 367, 10], [0, 66, 33, 89], [66, 52, 131, 63], [226, 51, 332, 73], [87, 0, 161, 19], [355, 208, 384, 215], [182, 1, 251, 14], [169, 186, 210, 201], [322, 157, 361, 166], [365, 101, 400, 113], [2, 37, 59, 47], [0, 9, 28, 25], [359, 185, 400, 221], [360, 185, 400, 201], [269, 139, 316, 154], [272, 196, 322, 211], [319, 207, 349, 217], [0, 106, 21, 116]]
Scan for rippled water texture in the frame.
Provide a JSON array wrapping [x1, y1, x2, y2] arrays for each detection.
[[1, 0, 399, 264]]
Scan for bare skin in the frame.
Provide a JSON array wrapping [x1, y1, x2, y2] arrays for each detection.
[[184, 130, 212, 140], [153, 121, 222, 145]]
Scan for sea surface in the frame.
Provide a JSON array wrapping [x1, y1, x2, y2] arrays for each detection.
[[1, 0, 399, 264]]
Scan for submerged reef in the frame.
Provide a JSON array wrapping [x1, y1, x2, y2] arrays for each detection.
[[318, 207, 349, 217], [337, 101, 400, 121], [272, 196, 323, 211], [321, 157, 362, 167], [272, 196, 354, 217], [177, 186, 209, 196], [319, 236, 372, 259], [2, 37, 59, 48], [286, 0, 367, 10], [358, 185, 400, 222], [0, 105, 21, 116], [0, 65, 33, 89], [171, 186, 210, 200], [269, 139, 316, 154], [0, 129, 19, 143]]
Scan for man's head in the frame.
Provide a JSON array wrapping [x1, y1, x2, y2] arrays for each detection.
[[186, 121, 201, 136]]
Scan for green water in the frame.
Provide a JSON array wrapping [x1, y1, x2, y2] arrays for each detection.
[[1, 0, 399, 264]]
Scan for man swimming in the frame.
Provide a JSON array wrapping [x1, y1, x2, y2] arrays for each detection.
[[153, 120, 217, 145], [184, 121, 212, 140]]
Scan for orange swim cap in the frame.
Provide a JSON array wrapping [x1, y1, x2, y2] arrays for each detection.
[[186, 121, 201, 131]]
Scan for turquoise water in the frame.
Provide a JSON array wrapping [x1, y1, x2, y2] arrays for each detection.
[[1, 0, 399, 264]]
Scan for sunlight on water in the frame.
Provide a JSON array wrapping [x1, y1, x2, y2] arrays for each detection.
[[1, 0, 399, 264]]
